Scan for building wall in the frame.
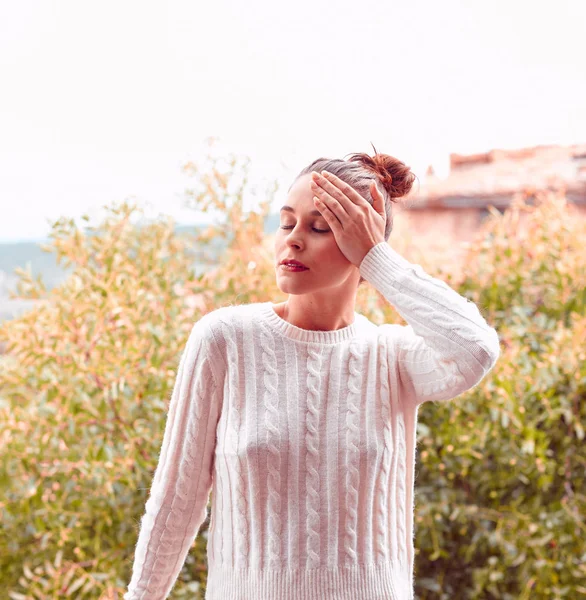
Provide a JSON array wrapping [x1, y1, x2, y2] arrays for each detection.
[[392, 202, 586, 279]]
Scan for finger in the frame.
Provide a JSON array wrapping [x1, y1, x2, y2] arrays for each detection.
[[311, 172, 361, 218], [313, 196, 343, 232], [371, 180, 386, 218], [320, 171, 370, 212], [311, 181, 349, 225]]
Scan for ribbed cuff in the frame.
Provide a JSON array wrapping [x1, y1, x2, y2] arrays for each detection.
[[359, 241, 414, 290]]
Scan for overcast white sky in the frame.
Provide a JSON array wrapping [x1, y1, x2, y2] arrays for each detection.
[[1, 0, 585, 242]]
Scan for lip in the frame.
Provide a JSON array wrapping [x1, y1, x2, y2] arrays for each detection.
[[279, 259, 309, 269]]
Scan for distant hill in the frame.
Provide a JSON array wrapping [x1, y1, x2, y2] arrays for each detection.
[[0, 215, 281, 322]]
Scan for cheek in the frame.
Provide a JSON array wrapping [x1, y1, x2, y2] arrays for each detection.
[[318, 238, 349, 267], [275, 233, 348, 268]]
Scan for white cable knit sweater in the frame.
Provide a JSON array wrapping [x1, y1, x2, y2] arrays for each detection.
[[124, 241, 500, 600]]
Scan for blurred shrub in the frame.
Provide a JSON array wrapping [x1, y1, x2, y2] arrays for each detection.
[[410, 189, 586, 599], [0, 200, 214, 599], [457, 188, 586, 326], [0, 142, 584, 599], [0, 141, 278, 599]]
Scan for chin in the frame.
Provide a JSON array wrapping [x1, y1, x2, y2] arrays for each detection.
[[276, 278, 311, 294]]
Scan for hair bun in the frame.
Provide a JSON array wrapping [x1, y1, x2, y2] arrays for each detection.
[[346, 144, 417, 200]]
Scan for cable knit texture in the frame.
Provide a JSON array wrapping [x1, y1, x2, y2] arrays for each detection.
[[124, 241, 500, 600]]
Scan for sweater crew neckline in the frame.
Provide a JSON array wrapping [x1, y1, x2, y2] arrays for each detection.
[[259, 301, 361, 344]]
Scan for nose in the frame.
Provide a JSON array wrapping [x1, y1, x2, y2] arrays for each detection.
[[284, 225, 305, 250]]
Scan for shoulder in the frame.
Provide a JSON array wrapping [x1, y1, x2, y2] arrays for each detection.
[[376, 322, 407, 338], [353, 313, 402, 339], [357, 319, 413, 351], [190, 301, 261, 367], [194, 302, 258, 340], [374, 322, 425, 357]]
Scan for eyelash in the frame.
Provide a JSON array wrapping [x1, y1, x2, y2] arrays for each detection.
[[280, 226, 330, 233]]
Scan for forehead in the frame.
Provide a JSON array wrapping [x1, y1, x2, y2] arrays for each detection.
[[280, 174, 322, 216]]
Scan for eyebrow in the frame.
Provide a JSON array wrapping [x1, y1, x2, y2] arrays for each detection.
[[279, 205, 323, 217]]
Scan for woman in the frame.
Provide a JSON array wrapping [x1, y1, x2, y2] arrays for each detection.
[[124, 149, 500, 600]]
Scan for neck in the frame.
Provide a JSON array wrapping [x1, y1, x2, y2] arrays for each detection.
[[278, 297, 356, 332]]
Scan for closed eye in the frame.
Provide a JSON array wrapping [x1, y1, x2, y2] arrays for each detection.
[[280, 226, 330, 233]]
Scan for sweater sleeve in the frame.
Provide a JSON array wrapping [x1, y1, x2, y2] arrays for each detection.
[[124, 318, 223, 600], [359, 241, 500, 407]]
